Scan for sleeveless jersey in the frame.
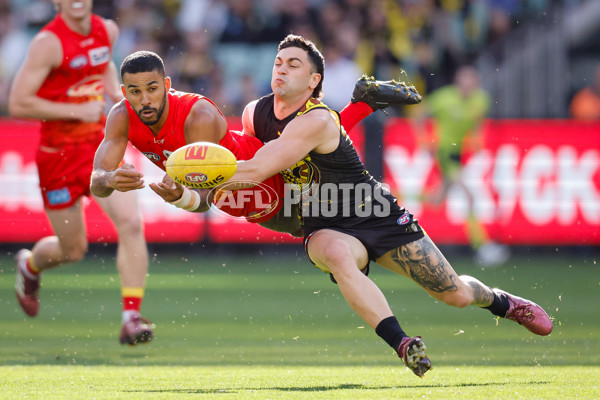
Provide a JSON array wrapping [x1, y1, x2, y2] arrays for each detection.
[[125, 89, 205, 168], [253, 94, 330, 188], [37, 13, 111, 147], [253, 94, 412, 234], [126, 89, 282, 223]]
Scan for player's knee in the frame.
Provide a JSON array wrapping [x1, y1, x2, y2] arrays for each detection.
[[320, 239, 354, 273], [113, 212, 144, 237], [64, 242, 87, 263]]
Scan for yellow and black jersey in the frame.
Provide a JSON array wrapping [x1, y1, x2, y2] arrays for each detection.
[[253, 94, 344, 188], [253, 93, 424, 260]]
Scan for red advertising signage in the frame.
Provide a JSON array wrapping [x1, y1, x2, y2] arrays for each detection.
[[1, 118, 598, 245], [382, 119, 599, 245]]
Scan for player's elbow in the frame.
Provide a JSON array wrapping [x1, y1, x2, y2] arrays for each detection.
[[8, 97, 27, 118]]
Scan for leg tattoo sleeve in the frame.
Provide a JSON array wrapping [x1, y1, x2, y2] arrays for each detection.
[[390, 238, 458, 293], [462, 276, 495, 307]]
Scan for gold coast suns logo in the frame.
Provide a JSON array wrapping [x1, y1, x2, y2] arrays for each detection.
[[67, 74, 104, 98]]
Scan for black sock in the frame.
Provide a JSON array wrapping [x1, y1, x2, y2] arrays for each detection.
[[375, 316, 408, 351], [484, 291, 510, 317]]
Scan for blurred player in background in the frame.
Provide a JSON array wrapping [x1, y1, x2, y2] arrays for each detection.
[[221, 34, 553, 378], [90, 50, 420, 237], [8, 0, 151, 346], [569, 63, 600, 120], [413, 65, 510, 267]]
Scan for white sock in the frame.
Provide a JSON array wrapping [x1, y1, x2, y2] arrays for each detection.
[[122, 310, 139, 323], [19, 261, 38, 280]]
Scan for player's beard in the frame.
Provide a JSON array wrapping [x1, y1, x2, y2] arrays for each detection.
[[137, 93, 166, 126]]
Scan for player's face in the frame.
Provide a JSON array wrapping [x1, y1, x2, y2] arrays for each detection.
[[122, 71, 169, 126], [271, 47, 320, 99], [55, 0, 93, 19]]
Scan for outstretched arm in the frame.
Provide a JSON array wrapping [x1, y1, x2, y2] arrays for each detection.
[[146, 97, 227, 211], [224, 109, 339, 189], [91, 102, 144, 197]]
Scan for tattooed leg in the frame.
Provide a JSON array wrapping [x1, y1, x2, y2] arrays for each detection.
[[377, 236, 478, 308], [384, 237, 458, 293], [460, 276, 494, 307]]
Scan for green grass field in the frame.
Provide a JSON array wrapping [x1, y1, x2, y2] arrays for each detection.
[[0, 247, 598, 399]]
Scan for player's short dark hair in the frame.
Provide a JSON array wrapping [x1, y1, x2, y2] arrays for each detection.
[[278, 34, 325, 99], [120, 51, 165, 79]]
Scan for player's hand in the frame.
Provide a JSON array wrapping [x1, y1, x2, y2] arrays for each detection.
[[149, 173, 185, 202], [108, 163, 144, 192], [77, 100, 106, 122]]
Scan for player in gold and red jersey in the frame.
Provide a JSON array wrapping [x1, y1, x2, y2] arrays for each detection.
[[8, 0, 152, 346], [91, 51, 285, 225], [91, 50, 421, 237]]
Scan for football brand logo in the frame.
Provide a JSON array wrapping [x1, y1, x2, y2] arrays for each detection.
[[88, 46, 110, 66], [184, 146, 208, 160], [185, 172, 208, 183]]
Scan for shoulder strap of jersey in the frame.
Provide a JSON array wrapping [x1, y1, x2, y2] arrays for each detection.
[[296, 97, 330, 117], [297, 97, 344, 134]]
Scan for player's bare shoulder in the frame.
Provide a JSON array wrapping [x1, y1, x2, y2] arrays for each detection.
[[101, 18, 119, 44], [299, 106, 339, 133], [292, 106, 340, 153], [105, 99, 131, 137], [27, 30, 63, 68], [184, 98, 227, 143], [241, 100, 258, 136]]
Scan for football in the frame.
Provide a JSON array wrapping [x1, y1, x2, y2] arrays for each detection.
[[165, 142, 237, 189]]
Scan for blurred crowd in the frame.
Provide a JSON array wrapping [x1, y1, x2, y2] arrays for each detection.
[[0, 0, 571, 116]]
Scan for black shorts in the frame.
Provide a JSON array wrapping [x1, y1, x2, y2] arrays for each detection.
[[303, 210, 425, 269]]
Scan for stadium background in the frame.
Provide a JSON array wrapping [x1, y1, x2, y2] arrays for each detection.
[[0, 0, 598, 249], [0, 2, 599, 398]]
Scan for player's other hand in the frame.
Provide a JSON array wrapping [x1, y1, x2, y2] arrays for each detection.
[[149, 173, 184, 202], [109, 163, 144, 192], [77, 100, 106, 122]]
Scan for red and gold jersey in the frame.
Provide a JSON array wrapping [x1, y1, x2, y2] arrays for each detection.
[[37, 13, 111, 147], [126, 89, 282, 223], [125, 90, 211, 169]]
